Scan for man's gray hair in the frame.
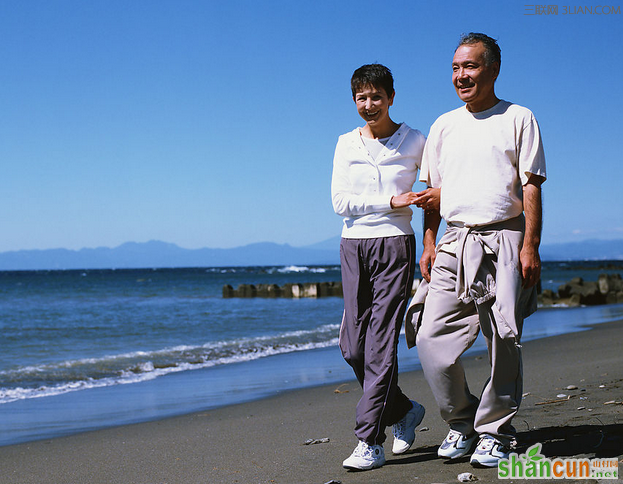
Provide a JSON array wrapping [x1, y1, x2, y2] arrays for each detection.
[[457, 32, 501, 67]]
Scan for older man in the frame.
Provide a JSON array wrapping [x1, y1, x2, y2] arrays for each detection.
[[416, 33, 546, 467]]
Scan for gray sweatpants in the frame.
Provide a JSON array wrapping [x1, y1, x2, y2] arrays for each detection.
[[416, 249, 523, 446], [339, 235, 415, 445]]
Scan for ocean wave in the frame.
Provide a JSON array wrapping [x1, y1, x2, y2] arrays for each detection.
[[0, 324, 340, 404], [203, 265, 340, 274], [275, 265, 336, 274]]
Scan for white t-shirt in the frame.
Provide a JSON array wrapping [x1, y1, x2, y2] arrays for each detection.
[[420, 100, 546, 226], [331, 123, 426, 238]]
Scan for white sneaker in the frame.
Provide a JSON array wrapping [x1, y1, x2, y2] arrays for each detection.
[[470, 435, 510, 467], [437, 429, 478, 459], [342, 441, 385, 470], [392, 400, 425, 454]]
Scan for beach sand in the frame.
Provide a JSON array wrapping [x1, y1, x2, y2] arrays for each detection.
[[0, 320, 621, 484]]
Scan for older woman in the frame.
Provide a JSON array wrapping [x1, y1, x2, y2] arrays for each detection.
[[331, 63, 435, 471]]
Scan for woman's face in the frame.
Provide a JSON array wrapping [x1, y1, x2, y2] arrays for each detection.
[[353, 85, 394, 127]]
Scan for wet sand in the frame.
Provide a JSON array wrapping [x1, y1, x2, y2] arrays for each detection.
[[0, 320, 621, 484]]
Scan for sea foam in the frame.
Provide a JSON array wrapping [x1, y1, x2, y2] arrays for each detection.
[[0, 323, 340, 404]]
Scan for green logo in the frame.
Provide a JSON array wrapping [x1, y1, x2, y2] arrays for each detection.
[[498, 443, 619, 479]]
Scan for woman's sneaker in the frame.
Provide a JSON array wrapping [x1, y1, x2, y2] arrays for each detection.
[[392, 400, 426, 454], [438, 429, 478, 459], [470, 435, 510, 467], [342, 441, 385, 470]]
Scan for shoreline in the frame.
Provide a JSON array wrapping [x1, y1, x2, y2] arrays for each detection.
[[3, 303, 621, 449], [1, 319, 621, 483]]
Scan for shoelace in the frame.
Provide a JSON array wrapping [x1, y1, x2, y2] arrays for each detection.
[[477, 437, 496, 451], [393, 418, 406, 437], [445, 430, 463, 443], [354, 442, 375, 458]]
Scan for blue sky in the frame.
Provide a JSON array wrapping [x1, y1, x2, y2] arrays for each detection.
[[1, 0, 621, 252]]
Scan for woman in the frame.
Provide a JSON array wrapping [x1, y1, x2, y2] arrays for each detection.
[[331, 63, 435, 471]]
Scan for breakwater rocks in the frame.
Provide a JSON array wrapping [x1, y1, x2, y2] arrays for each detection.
[[540, 273, 623, 307], [222, 282, 343, 298], [223, 273, 623, 305]]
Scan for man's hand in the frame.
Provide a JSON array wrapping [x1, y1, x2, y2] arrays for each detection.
[[520, 244, 541, 288], [419, 243, 436, 282], [420, 206, 442, 282], [413, 187, 440, 211]]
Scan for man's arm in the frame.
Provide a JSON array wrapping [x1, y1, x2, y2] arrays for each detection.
[[420, 208, 441, 282], [520, 174, 546, 288]]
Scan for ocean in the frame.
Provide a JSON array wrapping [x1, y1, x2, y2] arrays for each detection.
[[1, 262, 623, 447]]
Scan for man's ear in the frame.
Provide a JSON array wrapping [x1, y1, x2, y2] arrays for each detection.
[[492, 62, 501, 81]]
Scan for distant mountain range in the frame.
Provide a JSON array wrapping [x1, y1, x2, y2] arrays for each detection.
[[0, 237, 622, 271], [0, 241, 339, 271]]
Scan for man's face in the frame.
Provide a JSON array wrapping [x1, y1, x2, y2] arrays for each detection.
[[353, 85, 394, 126], [452, 42, 499, 112]]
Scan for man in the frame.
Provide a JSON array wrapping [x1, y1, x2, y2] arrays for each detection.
[[415, 33, 546, 468], [331, 64, 429, 471]]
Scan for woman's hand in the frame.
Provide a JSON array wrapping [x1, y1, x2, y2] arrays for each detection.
[[390, 192, 421, 208]]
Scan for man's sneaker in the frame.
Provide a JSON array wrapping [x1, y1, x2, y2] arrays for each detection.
[[470, 435, 510, 467], [437, 429, 478, 459], [392, 400, 426, 454], [342, 441, 385, 470]]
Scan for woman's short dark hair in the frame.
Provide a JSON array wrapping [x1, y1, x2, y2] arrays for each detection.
[[457, 32, 501, 67], [351, 64, 395, 98]]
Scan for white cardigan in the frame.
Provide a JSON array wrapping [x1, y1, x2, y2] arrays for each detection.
[[331, 123, 425, 239]]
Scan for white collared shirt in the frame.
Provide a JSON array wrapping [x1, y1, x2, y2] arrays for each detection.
[[331, 123, 426, 238]]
